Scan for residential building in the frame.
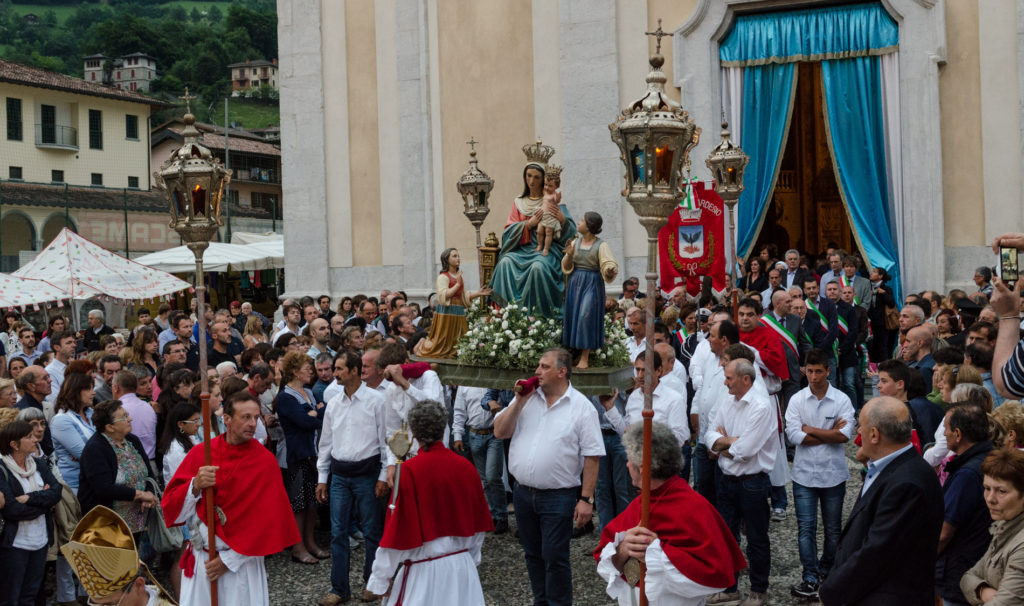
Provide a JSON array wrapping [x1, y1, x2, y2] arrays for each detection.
[[151, 119, 283, 235], [227, 59, 279, 94], [83, 53, 157, 92], [0, 59, 171, 272]]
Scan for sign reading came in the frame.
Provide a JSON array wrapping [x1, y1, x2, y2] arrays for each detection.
[[77, 211, 179, 252]]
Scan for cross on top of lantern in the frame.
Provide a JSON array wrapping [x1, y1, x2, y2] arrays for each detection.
[[609, 19, 700, 238], [457, 136, 495, 239], [157, 88, 231, 245], [705, 121, 749, 207]]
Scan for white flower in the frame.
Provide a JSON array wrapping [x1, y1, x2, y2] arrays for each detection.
[[502, 321, 509, 329]]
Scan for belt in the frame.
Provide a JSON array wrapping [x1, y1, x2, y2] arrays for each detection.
[[517, 484, 576, 494], [602, 428, 619, 436], [722, 471, 768, 482], [394, 549, 469, 605], [468, 426, 494, 435]]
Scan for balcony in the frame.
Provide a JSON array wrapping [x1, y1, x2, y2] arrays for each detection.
[[35, 124, 78, 151]]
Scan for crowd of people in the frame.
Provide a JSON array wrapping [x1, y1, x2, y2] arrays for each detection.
[[0, 234, 1023, 605]]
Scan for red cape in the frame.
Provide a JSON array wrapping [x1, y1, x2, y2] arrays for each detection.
[[162, 435, 300, 557], [740, 324, 790, 381], [594, 476, 746, 589], [380, 443, 493, 551]]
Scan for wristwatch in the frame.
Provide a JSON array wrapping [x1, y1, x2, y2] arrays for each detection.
[[579, 495, 594, 505]]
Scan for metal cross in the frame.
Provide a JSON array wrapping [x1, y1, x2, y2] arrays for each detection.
[[645, 18, 668, 54], [466, 136, 478, 153], [179, 87, 196, 114]]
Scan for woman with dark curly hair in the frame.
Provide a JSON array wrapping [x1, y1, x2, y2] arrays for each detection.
[[275, 351, 326, 563]]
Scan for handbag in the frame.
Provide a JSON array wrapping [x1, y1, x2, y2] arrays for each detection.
[[884, 305, 899, 331], [143, 476, 183, 553]]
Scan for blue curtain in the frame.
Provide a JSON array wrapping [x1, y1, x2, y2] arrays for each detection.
[[736, 62, 797, 259], [821, 57, 902, 302], [720, 2, 898, 67]]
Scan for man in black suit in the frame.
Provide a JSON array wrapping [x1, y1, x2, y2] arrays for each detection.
[[782, 249, 813, 290], [801, 278, 840, 385], [819, 396, 943, 606], [766, 288, 811, 407]]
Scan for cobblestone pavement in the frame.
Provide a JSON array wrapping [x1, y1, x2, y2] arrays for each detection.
[[262, 447, 864, 606]]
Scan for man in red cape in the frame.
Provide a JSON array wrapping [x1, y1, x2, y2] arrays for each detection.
[[595, 421, 746, 605], [162, 391, 300, 606], [367, 399, 493, 605]]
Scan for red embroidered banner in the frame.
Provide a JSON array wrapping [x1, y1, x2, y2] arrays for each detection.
[[657, 182, 727, 297]]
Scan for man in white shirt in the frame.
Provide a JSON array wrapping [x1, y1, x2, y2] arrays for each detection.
[[45, 330, 76, 404], [654, 342, 688, 395], [494, 348, 605, 606], [705, 359, 777, 606], [690, 311, 735, 507], [605, 352, 689, 447], [783, 350, 855, 601], [453, 385, 509, 534], [112, 371, 158, 459], [378, 343, 445, 479], [761, 267, 782, 304], [272, 302, 303, 346], [626, 307, 647, 362], [315, 350, 389, 606]]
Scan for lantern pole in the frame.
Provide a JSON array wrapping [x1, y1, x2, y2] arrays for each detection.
[[705, 120, 749, 322], [156, 88, 230, 606], [458, 136, 494, 304], [609, 20, 700, 604]]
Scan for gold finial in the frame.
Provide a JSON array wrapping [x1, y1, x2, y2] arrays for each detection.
[[179, 87, 196, 115], [645, 18, 668, 55]]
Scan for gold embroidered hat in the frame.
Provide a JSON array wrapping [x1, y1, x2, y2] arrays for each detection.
[[60, 506, 142, 599]]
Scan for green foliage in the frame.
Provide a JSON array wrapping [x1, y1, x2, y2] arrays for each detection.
[[0, 1, 277, 122]]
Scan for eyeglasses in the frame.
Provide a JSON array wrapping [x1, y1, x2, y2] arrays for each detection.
[[29, 420, 47, 427], [179, 419, 201, 425], [111, 415, 132, 424]]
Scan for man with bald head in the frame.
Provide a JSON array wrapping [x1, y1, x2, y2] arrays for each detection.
[[902, 325, 935, 392], [819, 397, 943, 606], [767, 288, 810, 407], [307, 317, 335, 359]]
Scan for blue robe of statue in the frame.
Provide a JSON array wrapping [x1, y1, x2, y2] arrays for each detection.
[[489, 199, 576, 317]]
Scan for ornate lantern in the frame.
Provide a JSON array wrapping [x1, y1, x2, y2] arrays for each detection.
[[457, 137, 494, 248], [158, 91, 231, 246], [609, 22, 700, 243], [607, 21, 700, 604], [705, 121, 749, 292]]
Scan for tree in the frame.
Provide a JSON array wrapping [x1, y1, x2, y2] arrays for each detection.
[[208, 5, 223, 23]]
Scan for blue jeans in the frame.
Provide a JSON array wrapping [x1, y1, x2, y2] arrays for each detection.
[[680, 442, 693, 484], [596, 432, 632, 532], [693, 444, 718, 509], [792, 481, 846, 584], [0, 545, 47, 606], [467, 431, 508, 520], [716, 472, 771, 594], [514, 485, 577, 606], [771, 484, 788, 510], [838, 365, 860, 410], [329, 472, 384, 599]]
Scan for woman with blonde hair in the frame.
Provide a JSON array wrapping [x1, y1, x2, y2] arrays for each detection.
[[0, 379, 16, 409], [243, 314, 268, 348], [992, 401, 1024, 451]]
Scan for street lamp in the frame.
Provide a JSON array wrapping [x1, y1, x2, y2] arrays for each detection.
[[156, 89, 230, 606], [705, 121, 749, 299], [608, 20, 699, 603]]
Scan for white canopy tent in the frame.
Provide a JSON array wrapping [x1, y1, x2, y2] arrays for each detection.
[[12, 228, 191, 302], [133, 239, 284, 273], [0, 274, 72, 310]]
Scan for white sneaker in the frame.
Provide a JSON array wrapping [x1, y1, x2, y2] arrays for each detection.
[[771, 507, 786, 522]]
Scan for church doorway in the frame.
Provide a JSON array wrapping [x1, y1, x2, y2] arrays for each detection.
[[751, 61, 858, 260]]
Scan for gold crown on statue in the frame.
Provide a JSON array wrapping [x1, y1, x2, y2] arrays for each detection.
[[522, 139, 556, 167], [546, 164, 563, 179]]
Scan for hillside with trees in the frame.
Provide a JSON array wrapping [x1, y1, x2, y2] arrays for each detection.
[[0, 0, 278, 125]]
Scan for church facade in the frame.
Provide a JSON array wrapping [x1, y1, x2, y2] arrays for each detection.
[[277, 0, 1023, 299]]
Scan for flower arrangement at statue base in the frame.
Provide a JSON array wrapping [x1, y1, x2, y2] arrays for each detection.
[[456, 304, 629, 371]]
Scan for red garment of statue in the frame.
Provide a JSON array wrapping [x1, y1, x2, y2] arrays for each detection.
[[740, 324, 791, 382], [380, 443, 493, 551], [594, 476, 747, 589], [505, 204, 534, 247], [162, 434, 300, 557]]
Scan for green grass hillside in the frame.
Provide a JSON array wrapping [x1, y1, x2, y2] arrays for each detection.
[[8, 2, 230, 24]]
